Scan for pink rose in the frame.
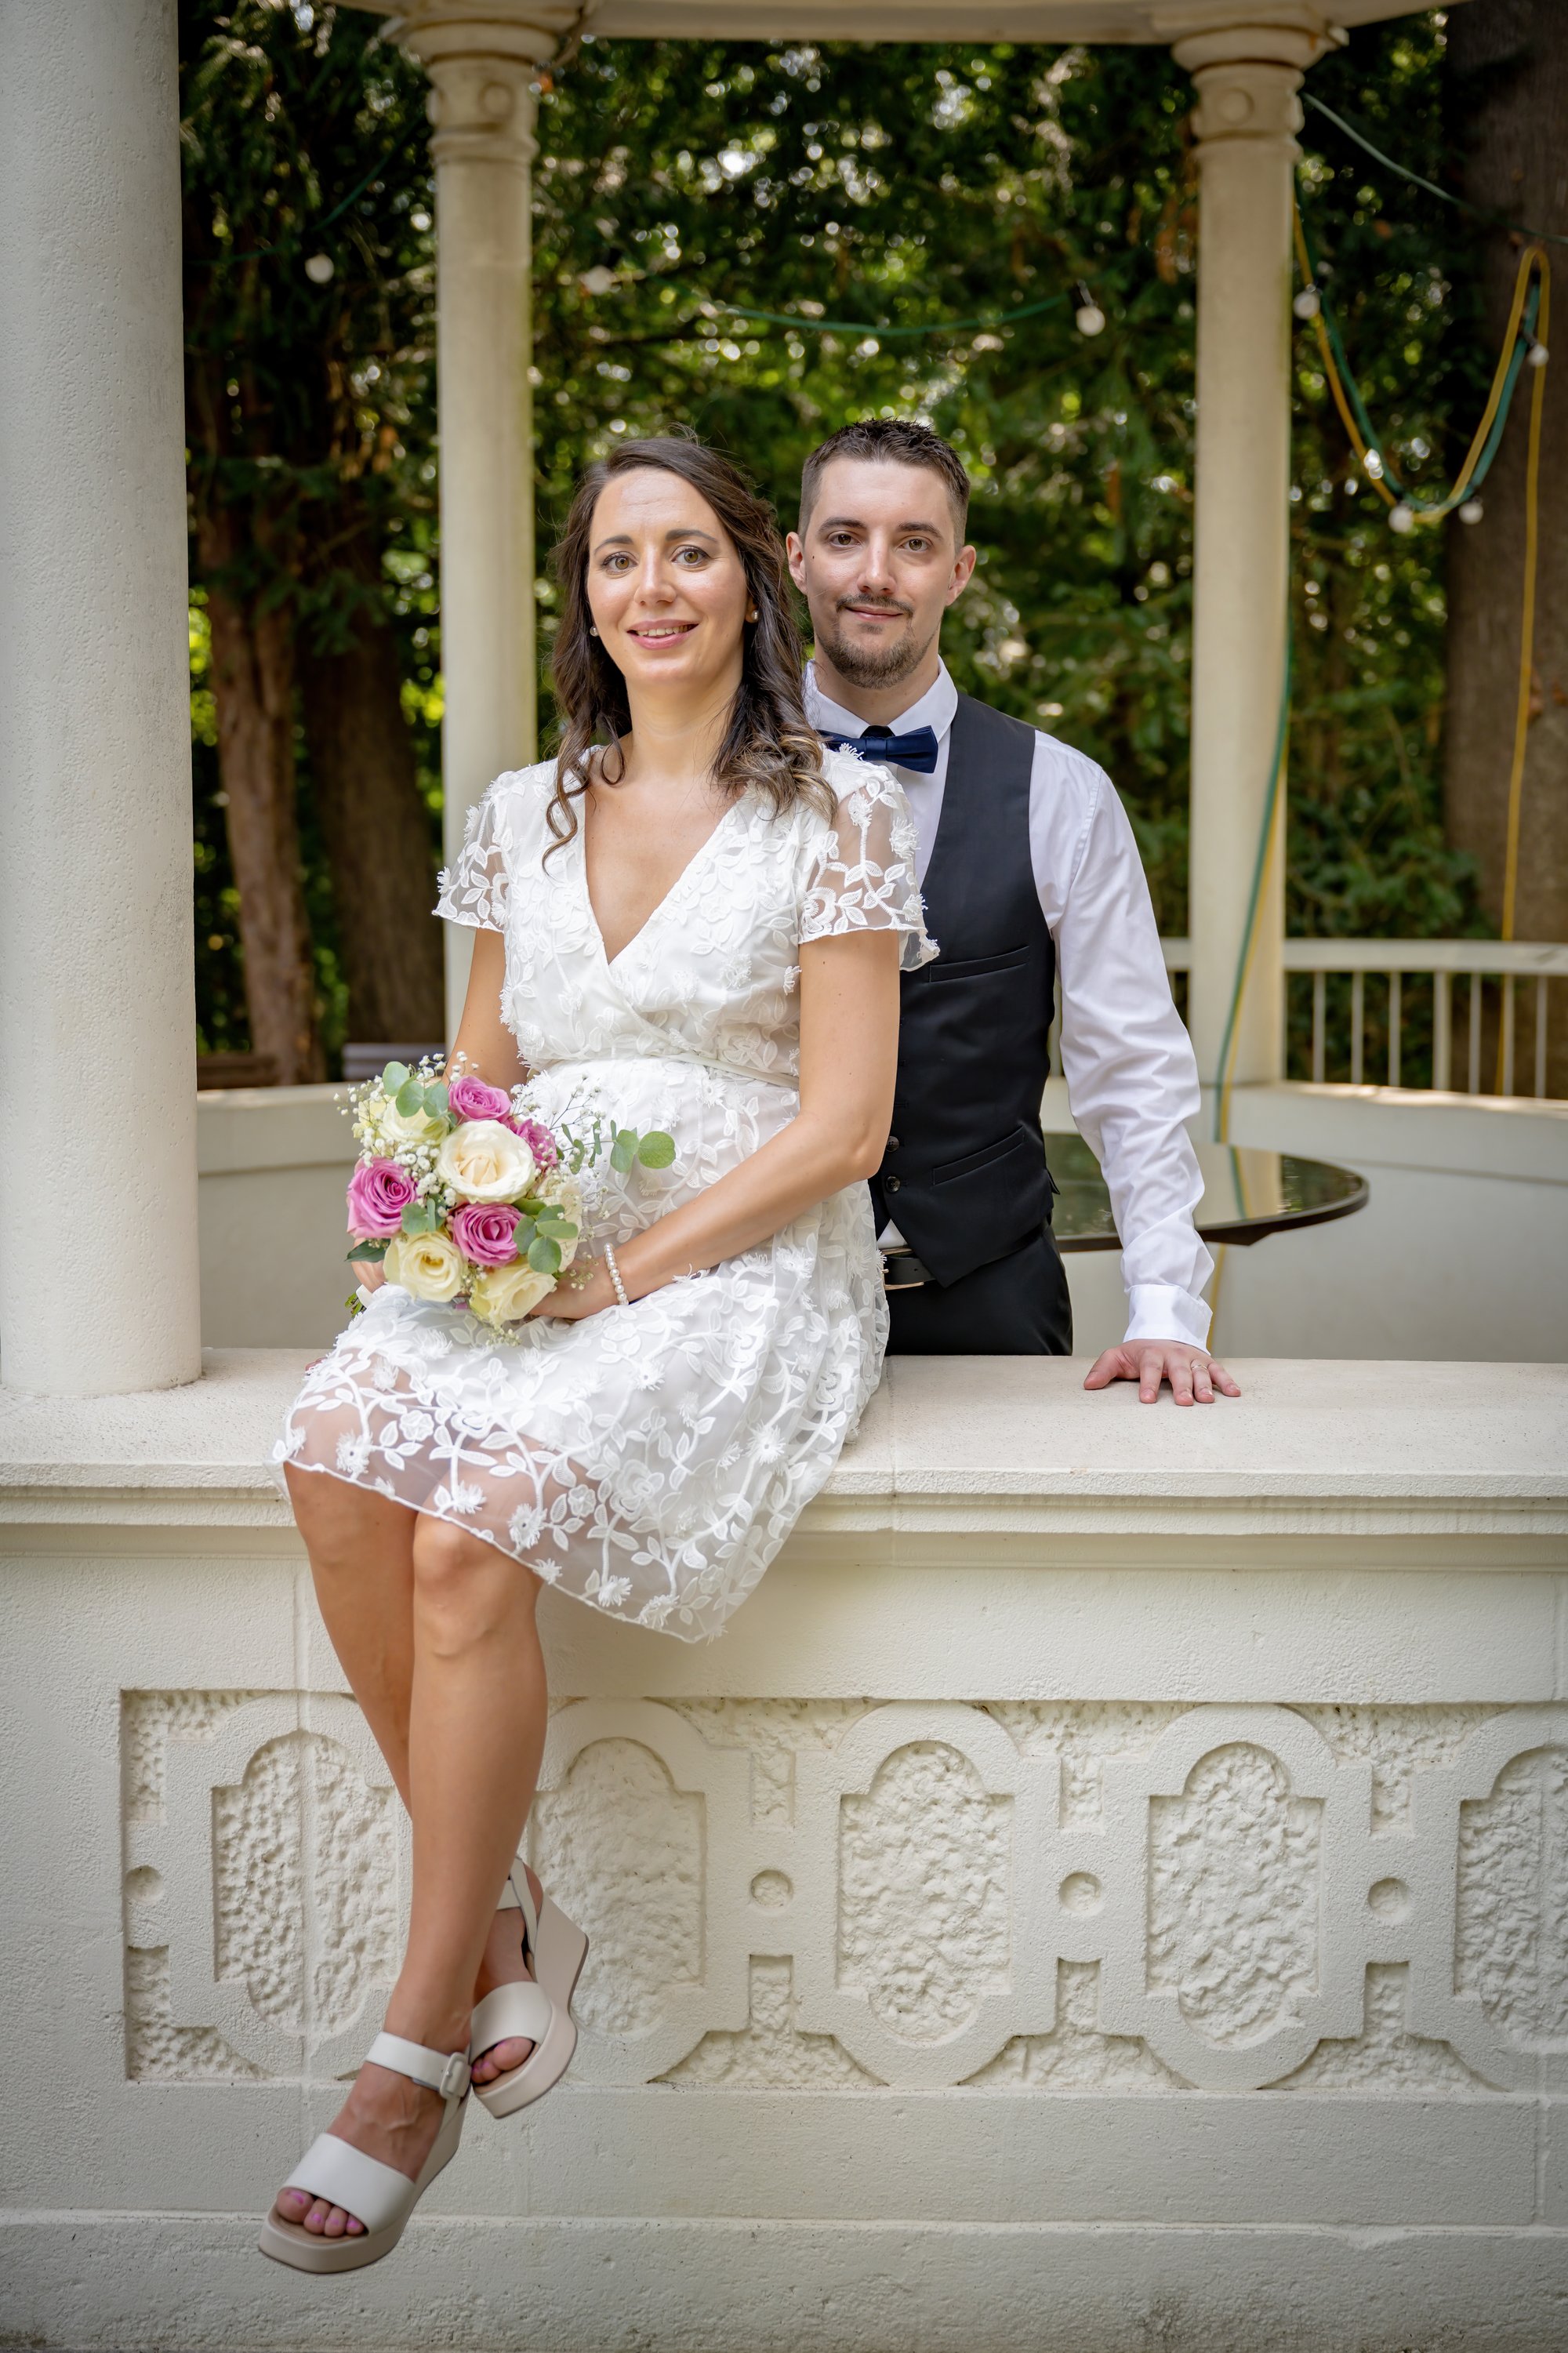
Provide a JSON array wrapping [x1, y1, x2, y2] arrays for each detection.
[[448, 1073, 513, 1124], [347, 1157, 416, 1239], [451, 1200, 521, 1268], [505, 1115, 560, 1171]]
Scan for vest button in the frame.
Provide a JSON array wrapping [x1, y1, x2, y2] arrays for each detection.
[[885, 1175, 902, 1193], [887, 1135, 900, 1153]]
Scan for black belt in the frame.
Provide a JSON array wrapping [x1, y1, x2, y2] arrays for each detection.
[[881, 1247, 935, 1291]]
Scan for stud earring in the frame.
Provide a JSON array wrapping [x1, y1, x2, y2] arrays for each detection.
[[589, 625, 599, 637], [746, 607, 758, 623]]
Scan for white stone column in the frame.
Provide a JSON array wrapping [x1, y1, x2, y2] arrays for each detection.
[[0, 0, 201, 1395], [393, 8, 565, 1035], [1173, 22, 1330, 1090]]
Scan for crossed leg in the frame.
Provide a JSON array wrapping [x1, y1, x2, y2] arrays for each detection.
[[274, 1463, 550, 2239]]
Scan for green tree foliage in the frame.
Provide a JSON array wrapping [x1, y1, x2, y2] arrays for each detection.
[[187, 8, 1493, 1078], [181, 0, 442, 1060]]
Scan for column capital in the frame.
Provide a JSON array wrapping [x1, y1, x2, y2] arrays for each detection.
[[390, 9, 564, 168], [387, 2, 579, 68], [419, 53, 540, 169], [1160, 8, 1345, 143], [388, 5, 577, 163]]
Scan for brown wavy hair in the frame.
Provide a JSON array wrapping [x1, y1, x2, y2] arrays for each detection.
[[546, 435, 830, 854]]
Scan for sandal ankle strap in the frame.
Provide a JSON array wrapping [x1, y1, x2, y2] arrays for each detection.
[[366, 2032, 470, 2103], [498, 1862, 541, 1951]]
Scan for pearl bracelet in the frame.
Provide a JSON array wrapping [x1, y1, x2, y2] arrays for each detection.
[[603, 1242, 630, 1309]]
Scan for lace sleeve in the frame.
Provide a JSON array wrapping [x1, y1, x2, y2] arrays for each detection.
[[434, 786, 510, 931], [798, 758, 938, 971]]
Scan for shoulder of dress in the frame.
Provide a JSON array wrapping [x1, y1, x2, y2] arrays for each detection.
[[820, 745, 902, 805], [486, 757, 558, 802], [480, 760, 561, 841]]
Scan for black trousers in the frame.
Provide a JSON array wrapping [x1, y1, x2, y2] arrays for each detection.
[[884, 1229, 1074, 1356]]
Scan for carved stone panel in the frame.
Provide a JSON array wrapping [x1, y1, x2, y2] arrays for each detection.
[[121, 1690, 1567, 2097]]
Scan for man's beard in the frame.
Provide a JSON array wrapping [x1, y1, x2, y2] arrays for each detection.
[[815, 601, 938, 690]]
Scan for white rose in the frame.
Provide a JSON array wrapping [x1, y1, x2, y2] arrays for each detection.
[[376, 1097, 449, 1149], [383, 1229, 466, 1303], [437, 1118, 537, 1204], [469, 1258, 556, 1324]]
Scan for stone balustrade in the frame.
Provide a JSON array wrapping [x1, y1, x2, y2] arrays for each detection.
[[2, 1351, 1566, 2348]]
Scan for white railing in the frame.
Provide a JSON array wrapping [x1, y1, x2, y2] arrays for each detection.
[[1152, 939, 1568, 1099]]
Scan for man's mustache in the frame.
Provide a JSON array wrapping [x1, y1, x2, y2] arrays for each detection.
[[835, 594, 914, 621]]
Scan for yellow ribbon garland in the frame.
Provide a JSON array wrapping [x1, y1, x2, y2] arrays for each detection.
[[1291, 210, 1548, 523], [1501, 258, 1551, 947]]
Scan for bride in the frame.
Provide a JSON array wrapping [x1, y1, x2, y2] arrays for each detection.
[[262, 436, 933, 2271]]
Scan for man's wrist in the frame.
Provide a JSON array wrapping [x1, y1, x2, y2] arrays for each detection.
[[1123, 1284, 1212, 1350]]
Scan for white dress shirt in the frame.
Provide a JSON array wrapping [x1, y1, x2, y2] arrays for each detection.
[[805, 659, 1213, 1348]]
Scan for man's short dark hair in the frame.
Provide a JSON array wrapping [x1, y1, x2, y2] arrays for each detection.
[[799, 419, 971, 543]]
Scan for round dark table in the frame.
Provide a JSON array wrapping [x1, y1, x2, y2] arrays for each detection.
[[1047, 1134, 1368, 1253]]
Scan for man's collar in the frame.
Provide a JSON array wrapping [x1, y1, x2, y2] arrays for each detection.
[[804, 659, 957, 745]]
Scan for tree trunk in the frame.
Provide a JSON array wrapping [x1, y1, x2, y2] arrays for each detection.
[[1443, 0, 1568, 1091], [298, 593, 445, 1048], [198, 510, 325, 1084]]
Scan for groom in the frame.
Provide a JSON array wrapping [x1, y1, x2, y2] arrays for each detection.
[[789, 418, 1238, 1403]]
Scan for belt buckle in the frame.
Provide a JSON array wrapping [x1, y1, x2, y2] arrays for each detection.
[[881, 1248, 927, 1293]]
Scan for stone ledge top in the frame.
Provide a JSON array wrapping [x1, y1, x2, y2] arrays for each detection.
[[1, 1352, 1564, 1538]]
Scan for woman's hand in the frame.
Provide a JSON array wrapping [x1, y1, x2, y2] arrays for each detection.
[[350, 1256, 388, 1298], [527, 1257, 619, 1321]]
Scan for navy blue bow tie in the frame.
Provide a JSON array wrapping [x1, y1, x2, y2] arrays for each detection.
[[821, 724, 942, 775]]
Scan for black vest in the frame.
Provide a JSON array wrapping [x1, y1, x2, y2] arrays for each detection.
[[869, 693, 1055, 1287]]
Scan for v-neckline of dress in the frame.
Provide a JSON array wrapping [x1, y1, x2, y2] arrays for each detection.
[[576, 789, 747, 974]]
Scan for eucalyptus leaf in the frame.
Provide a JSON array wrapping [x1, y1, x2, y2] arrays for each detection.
[[636, 1130, 676, 1169], [395, 1077, 424, 1117], [381, 1062, 410, 1095], [346, 1237, 390, 1263], [610, 1129, 637, 1174], [528, 1235, 562, 1276], [423, 1082, 449, 1118]]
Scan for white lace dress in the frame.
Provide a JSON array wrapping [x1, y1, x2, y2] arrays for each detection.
[[272, 750, 934, 1641]]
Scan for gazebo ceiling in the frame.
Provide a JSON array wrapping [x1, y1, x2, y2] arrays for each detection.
[[355, 2, 1446, 49]]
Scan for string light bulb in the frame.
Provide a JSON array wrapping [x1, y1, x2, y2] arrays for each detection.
[[1293, 288, 1321, 319], [1388, 503, 1417, 534], [1458, 498, 1484, 525], [304, 253, 334, 284], [1073, 281, 1105, 337]]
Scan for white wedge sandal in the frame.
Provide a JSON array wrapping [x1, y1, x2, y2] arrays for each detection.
[[468, 1861, 589, 2120], [258, 2031, 470, 2275]]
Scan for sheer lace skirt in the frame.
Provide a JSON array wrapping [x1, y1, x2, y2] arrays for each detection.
[[273, 1178, 886, 1643]]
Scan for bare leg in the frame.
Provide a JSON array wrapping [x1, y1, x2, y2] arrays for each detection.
[[275, 1476, 549, 2239], [284, 1467, 547, 2069], [285, 1469, 419, 1797]]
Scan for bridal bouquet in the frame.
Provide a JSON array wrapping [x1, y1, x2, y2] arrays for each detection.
[[343, 1055, 673, 1338]]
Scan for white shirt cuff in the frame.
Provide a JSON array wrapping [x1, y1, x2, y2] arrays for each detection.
[[1123, 1284, 1212, 1349]]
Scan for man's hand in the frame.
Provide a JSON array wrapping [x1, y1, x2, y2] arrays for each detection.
[[1083, 1341, 1241, 1406]]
